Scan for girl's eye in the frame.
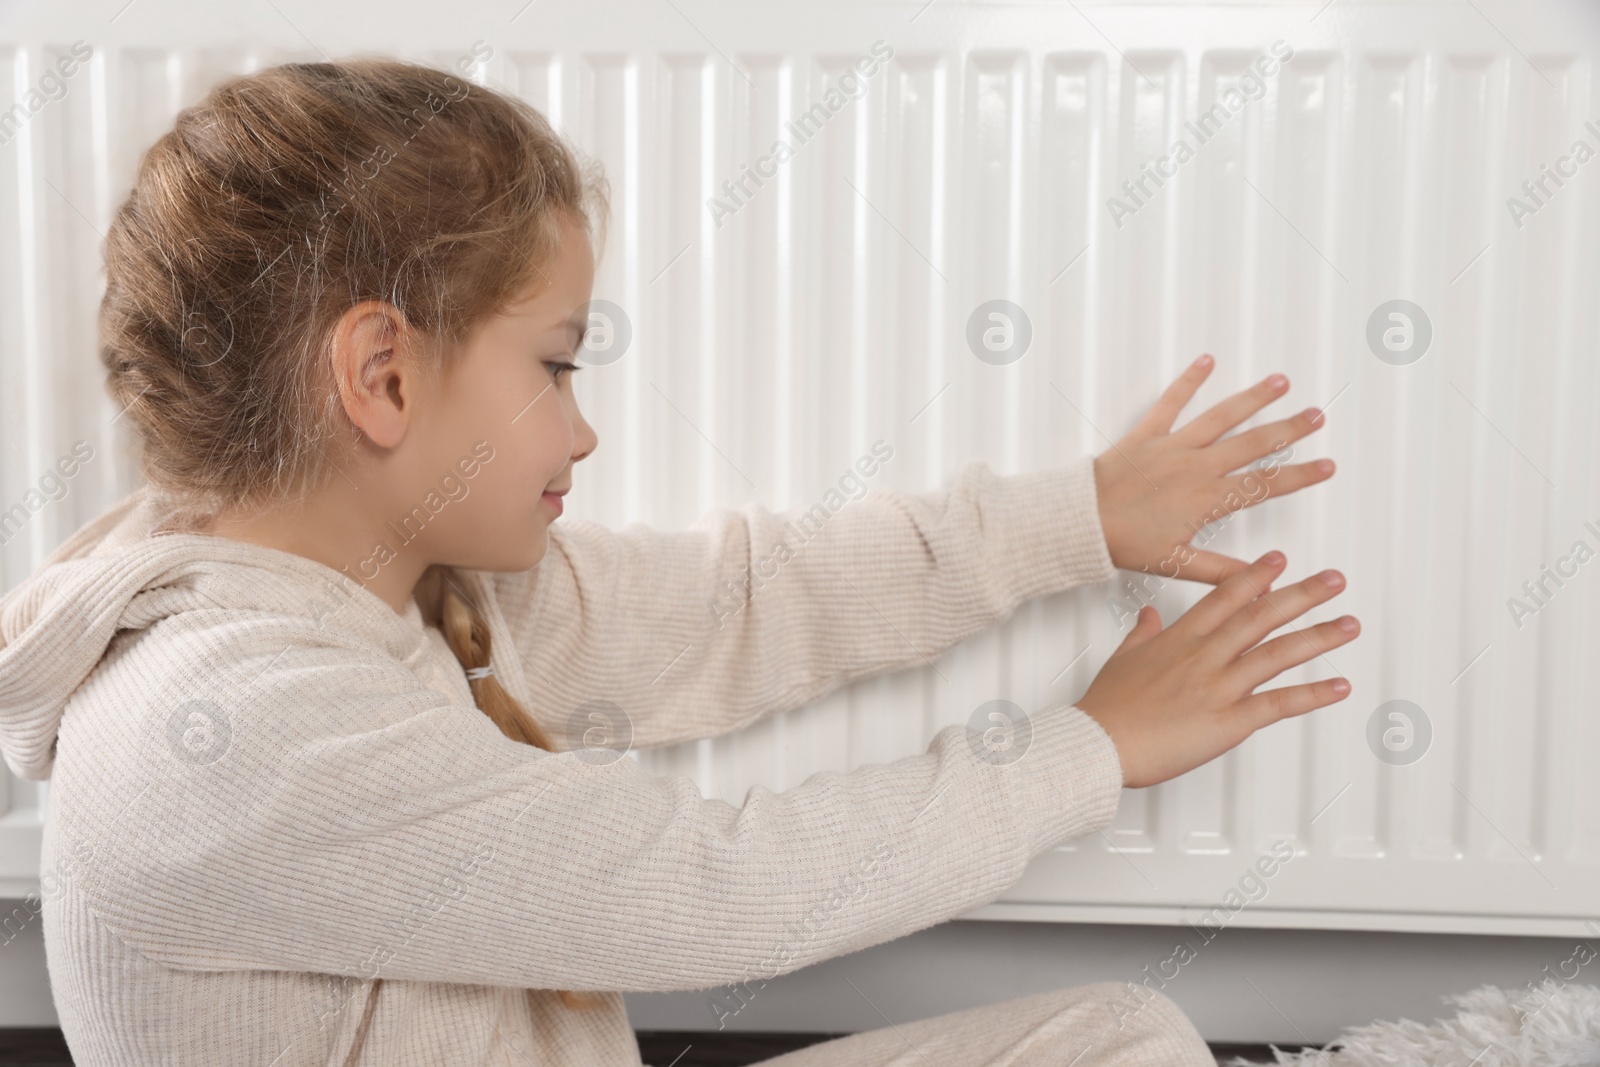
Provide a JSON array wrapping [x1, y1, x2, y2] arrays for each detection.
[[544, 360, 581, 384]]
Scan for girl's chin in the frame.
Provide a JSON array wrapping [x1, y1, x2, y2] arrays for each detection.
[[459, 526, 549, 573], [520, 524, 552, 568]]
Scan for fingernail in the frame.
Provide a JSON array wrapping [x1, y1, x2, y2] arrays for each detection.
[[1267, 374, 1288, 392], [1319, 570, 1344, 587], [1194, 354, 1213, 370], [1316, 459, 1335, 474], [1331, 678, 1351, 694], [1336, 615, 1357, 632], [1260, 550, 1285, 566], [1303, 406, 1323, 425]]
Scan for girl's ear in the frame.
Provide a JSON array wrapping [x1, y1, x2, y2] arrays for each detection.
[[330, 300, 417, 449]]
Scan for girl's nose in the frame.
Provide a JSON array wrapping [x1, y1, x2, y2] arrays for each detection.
[[570, 409, 598, 464]]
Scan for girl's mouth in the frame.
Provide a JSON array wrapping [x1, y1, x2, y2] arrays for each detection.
[[541, 490, 565, 516]]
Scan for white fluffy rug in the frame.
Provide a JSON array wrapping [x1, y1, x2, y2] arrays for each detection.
[[1219, 984, 1600, 1067]]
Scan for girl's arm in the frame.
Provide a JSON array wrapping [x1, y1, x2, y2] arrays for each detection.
[[78, 639, 1123, 995], [489, 454, 1116, 750]]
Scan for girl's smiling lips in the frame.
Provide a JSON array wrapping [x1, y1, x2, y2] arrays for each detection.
[[542, 486, 568, 515]]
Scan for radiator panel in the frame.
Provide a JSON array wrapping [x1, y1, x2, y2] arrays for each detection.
[[0, 2, 1594, 934]]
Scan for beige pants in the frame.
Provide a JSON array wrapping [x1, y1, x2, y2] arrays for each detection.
[[742, 983, 1215, 1067]]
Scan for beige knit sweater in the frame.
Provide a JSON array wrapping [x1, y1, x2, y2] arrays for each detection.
[[0, 454, 1124, 1066]]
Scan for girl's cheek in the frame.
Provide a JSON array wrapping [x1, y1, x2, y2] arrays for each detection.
[[530, 405, 575, 461]]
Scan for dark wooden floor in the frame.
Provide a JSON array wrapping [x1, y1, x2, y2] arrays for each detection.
[[0, 1027, 1305, 1065], [635, 1033, 1303, 1065]]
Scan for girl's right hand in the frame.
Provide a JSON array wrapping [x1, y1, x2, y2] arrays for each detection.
[[1075, 551, 1357, 789]]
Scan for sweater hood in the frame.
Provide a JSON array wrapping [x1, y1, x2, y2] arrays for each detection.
[[0, 485, 432, 781]]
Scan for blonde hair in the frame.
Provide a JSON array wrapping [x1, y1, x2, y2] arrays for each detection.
[[99, 57, 612, 1017]]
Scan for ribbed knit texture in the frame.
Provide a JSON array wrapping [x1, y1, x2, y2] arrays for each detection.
[[751, 984, 1218, 1065], [0, 454, 1126, 1066]]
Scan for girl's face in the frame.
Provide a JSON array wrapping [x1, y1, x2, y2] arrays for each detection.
[[412, 212, 599, 573]]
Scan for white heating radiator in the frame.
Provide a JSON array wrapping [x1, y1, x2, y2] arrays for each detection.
[[1, 1, 1595, 938]]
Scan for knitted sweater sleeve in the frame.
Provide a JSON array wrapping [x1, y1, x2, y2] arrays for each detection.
[[76, 635, 1124, 995], [490, 454, 1118, 749]]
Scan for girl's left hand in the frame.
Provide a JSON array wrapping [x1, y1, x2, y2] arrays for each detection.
[[1093, 354, 1335, 586]]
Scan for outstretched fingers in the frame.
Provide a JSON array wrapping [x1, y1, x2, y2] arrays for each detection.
[[1208, 406, 1325, 474], [1168, 548, 1252, 586], [1173, 373, 1289, 449], [1169, 550, 1287, 637], [1224, 459, 1336, 501], [1211, 567, 1348, 656], [1234, 676, 1353, 732], [1129, 355, 1215, 440], [1232, 615, 1360, 691]]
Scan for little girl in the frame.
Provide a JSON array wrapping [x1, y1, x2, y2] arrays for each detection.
[[0, 58, 1356, 1066]]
